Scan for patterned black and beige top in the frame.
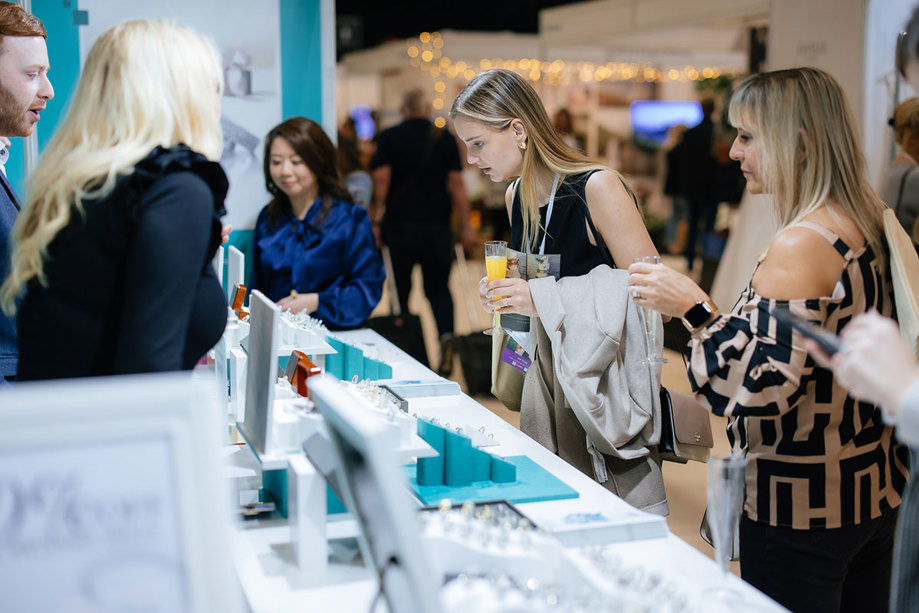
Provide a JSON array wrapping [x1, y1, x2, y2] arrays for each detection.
[[689, 221, 909, 530]]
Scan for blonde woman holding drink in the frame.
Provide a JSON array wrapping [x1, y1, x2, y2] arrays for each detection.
[[451, 69, 667, 514]]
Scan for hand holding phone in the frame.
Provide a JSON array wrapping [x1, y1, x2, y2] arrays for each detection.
[[770, 307, 845, 356]]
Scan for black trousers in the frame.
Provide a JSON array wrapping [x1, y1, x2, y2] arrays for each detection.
[[891, 461, 919, 612], [383, 224, 454, 337], [684, 200, 717, 271], [739, 510, 898, 613]]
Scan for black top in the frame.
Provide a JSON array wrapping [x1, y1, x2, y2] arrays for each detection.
[[510, 170, 611, 277], [370, 117, 462, 227], [17, 145, 228, 380], [677, 118, 717, 203]]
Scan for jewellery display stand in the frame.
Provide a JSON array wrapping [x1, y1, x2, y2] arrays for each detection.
[[287, 453, 333, 575], [237, 318, 437, 530], [277, 310, 335, 370], [324, 333, 394, 382], [406, 456, 579, 507]]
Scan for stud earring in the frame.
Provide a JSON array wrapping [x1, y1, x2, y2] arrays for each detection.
[[519, 140, 527, 151]]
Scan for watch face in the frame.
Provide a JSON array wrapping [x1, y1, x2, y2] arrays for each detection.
[[684, 302, 712, 328]]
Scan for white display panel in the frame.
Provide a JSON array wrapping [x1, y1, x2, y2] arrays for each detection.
[[239, 290, 280, 456], [227, 245, 245, 300]]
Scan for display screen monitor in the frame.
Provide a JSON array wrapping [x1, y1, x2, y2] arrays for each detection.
[[630, 100, 703, 146], [309, 374, 442, 613], [350, 104, 376, 140]]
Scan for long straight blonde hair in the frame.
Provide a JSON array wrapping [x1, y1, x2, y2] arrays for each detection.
[[1, 19, 224, 313], [728, 68, 886, 259], [450, 69, 620, 253]]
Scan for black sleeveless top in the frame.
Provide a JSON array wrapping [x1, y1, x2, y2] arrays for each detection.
[[510, 170, 611, 277]]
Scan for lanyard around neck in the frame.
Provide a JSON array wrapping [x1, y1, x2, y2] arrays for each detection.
[[538, 173, 561, 256]]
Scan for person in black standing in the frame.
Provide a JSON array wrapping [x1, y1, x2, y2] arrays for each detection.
[[370, 89, 475, 376], [680, 98, 718, 272]]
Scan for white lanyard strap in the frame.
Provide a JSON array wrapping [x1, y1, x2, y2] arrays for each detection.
[[538, 173, 561, 256]]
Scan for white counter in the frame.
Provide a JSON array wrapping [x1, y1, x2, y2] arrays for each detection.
[[229, 329, 786, 613]]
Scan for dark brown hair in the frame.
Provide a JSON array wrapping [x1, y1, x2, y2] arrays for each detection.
[[336, 132, 364, 175], [0, 2, 46, 42], [263, 116, 353, 228]]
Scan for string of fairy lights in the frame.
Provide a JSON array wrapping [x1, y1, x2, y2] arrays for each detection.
[[406, 31, 729, 127]]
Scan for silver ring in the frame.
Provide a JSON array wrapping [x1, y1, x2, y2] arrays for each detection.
[[503, 298, 511, 309], [632, 287, 642, 299]]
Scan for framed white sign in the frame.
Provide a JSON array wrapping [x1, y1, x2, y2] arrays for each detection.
[[0, 373, 241, 612]]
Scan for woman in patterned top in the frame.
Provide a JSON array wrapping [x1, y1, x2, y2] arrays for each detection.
[[629, 67, 908, 612]]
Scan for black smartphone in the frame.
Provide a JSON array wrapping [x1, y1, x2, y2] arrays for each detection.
[[770, 307, 844, 356]]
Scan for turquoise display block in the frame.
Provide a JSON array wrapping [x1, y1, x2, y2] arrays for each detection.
[[405, 455, 579, 506], [363, 358, 379, 380], [344, 343, 364, 380], [262, 468, 347, 517], [262, 468, 289, 518], [470, 447, 492, 481], [327, 484, 346, 515], [444, 430, 473, 486], [325, 337, 345, 379], [378, 362, 393, 379], [490, 456, 517, 483], [416, 420, 446, 485]]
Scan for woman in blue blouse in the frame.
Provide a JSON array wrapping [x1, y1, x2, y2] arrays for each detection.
[[252, 117, 384, 329]]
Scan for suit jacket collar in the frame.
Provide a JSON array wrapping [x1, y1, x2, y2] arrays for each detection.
[[0, 170, 20, 212]]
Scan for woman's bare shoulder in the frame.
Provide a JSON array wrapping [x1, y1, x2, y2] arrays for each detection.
[[754, 225, 845, 299]]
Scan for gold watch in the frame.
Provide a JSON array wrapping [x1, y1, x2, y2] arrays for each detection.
[[681, 299, 718, 332]]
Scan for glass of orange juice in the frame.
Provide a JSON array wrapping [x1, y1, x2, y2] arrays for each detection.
[[483, 240, 507, 335]]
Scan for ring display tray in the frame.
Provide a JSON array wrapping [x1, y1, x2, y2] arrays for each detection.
[[405, 455, 579, 506]]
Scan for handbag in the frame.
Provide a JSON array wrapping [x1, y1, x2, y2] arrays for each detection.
[[657, 387, 713, 463], [490, 328, 529, 412]]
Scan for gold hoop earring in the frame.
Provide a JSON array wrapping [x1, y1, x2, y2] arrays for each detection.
[[519, 140, 527, 151]]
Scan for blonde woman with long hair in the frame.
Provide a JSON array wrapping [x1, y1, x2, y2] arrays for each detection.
[[630, 67, 907, 612], [451, 69, 668, 515], [1, 20, 228, 380]]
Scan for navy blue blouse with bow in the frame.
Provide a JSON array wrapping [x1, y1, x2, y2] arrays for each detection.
[[252, 198, 384, 329]]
